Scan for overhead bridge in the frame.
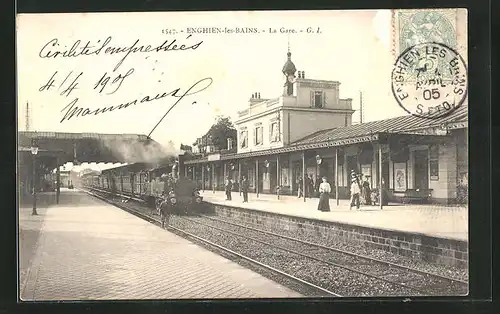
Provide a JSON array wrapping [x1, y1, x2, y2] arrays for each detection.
[[17, 131, 176, 204]]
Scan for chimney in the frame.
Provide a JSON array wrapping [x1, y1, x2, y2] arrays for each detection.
[[258, 92, 261, 98], [227, 138, 233, 150]]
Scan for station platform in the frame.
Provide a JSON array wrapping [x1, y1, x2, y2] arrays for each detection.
[[18, 189, 301, 300], [199, 190, 468, 241]]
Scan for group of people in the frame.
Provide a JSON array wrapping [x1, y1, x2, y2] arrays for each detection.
[[225, 176, 249, 203], [296, 174, 317, 199], [298, 170, 389, 212], [349, 170, 389, 210], [349, 170, 371, 210], [221, 170, 387, 211], [295, 175, 333, 212]]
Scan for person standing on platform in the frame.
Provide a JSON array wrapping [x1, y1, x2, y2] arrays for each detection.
[[361, 175, 372, 205], [241, 176, 249, 203], [381, 178, 389, 206], [349, 169, 361, 210], [308, 174, 315, 198], [225, 176, 233, 201], [317, 177, 331, 212], [304, 176, 310, 197], [315, 175, 321, 198], [297, 177, 304, 198], [349, 177, 361, 210]]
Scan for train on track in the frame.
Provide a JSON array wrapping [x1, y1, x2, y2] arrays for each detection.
[[80, 161, 209, 215]]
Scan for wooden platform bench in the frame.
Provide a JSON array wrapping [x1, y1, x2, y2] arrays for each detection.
[[400, 189, 433, 203]]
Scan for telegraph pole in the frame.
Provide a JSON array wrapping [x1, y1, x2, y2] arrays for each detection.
[[25, 102, 30, 131], [359, 91, 363, 124]]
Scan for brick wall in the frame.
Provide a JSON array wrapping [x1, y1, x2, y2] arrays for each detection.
[[211, 204, 468, 269]]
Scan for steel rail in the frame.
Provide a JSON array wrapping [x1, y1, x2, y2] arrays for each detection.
[[199, 214, 468, 286], [81, 187, 341, 297], [176, 216, 429, 295]]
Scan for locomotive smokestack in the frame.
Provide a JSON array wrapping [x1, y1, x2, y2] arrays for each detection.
[[172, 161, 179, 180]]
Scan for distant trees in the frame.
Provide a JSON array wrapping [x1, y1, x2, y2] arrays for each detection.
[[195, 115, 237, 151]]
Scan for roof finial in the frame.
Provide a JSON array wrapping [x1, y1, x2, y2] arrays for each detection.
[[287, 34, 290, 53]]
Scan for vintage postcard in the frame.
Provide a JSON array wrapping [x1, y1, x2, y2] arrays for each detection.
[[17, 9, 469, 301]]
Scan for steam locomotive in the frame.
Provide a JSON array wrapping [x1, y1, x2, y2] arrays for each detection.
[[80, 162, 207, 215]]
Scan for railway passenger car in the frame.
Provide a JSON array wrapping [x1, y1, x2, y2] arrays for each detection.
[[82, 161, 208, 215]]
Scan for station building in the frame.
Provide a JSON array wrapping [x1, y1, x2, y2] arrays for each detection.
[[180, 51, 468, 205]]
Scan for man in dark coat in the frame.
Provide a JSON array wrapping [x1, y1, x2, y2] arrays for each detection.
[[225, 176, 233, 201], [308, 174, 315, 198], [297, 177, 304, 198], [241, 176, 249, 203]]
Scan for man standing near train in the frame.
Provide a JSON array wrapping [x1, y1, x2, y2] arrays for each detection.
[[241, 176, 249, 203], [225, 176, 233, 201], [349, 170, 361, 210]]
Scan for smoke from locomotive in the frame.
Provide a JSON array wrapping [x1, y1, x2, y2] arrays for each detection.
[[101, 137, 180, 164]]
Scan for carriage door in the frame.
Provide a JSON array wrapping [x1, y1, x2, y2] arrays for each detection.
[[131, 174, 135, 195]]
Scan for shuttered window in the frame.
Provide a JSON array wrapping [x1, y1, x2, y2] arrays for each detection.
[[310, 90, 323, 108], [270, 121, 280, 143], [314, 91, 323, 108], [240, 130, 248, 148], [255, 125, 263, 145]]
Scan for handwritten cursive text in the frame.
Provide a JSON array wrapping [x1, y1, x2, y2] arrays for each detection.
[[59, 77, 213, 138], [39, 35, 204, 71]]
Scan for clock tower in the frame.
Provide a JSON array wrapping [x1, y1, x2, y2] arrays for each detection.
[[282, 50, 297, 96]]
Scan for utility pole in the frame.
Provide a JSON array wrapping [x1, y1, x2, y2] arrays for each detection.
[[359, 91, 363, 124], [25, 102, 30, 131]]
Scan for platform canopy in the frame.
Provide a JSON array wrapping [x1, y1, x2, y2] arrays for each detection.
[[17, 131, 175, 166]]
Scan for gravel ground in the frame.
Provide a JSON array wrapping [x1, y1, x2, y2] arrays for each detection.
[[210, 213, 469, 283], [166, 228, 326, 297], [85, 189, 467, 297], [179, 216, 467, 296], [87, 191, 324, 297], [169, 216, 420, 297], [89, 191, 414, 296]]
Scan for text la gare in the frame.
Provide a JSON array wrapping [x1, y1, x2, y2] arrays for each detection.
[[269, 27, 321, 34]]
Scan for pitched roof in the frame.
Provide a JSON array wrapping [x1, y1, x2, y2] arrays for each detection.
[[17, 131, 167, 164], [292, 104, 468, 146], [182, 105, 468, 165], [18, 131, 150, 141]]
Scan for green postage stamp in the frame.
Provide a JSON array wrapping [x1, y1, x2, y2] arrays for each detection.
[[392, 9, 467, 58]]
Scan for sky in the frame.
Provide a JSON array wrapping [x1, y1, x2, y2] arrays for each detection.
[[19, 10, 463, 172], [17, 10, 399, 145]]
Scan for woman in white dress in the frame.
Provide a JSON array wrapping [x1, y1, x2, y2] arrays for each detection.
[[317, 177, 331, 212]]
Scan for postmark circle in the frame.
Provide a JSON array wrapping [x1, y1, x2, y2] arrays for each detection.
[[391, 42, 468, 119]]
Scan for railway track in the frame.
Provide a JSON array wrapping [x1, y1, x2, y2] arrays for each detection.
[[83, 187, 468, 297], [82, 188, 341, 297], [173, 215, 468, 296]]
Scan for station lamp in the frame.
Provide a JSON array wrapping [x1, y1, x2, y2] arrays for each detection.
[[30, 139, 39, 216]]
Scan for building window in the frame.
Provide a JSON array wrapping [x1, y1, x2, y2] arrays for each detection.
[[315, 91, 323, 108], [254, 125, 263, 145], [240, 129, 248, 148], [270, 121, 280, 143], [429, 145, 439, 181]]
